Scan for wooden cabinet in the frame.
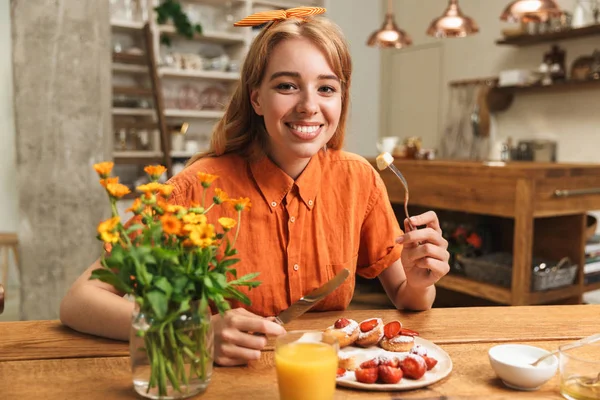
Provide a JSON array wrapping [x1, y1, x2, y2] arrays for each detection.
[[372, 159, 600, 306]]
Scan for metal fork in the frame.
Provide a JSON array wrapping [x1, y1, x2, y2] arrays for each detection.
[[385, 163, 416, 232]]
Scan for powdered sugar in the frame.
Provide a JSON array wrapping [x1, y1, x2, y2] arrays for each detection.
[[406, 353, 426, 365], [377, 354, 399, 364], [410, 344, 428, 356], [339, 319, 358, 336], [390, 335, 414, 344]]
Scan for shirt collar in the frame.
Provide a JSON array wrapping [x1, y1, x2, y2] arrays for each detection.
[[249, 153, 322, 212]]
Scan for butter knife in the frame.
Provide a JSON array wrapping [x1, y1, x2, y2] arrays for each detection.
[[274, 268, 350, 325]]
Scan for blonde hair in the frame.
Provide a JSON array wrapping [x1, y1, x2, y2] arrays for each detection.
[[186, 16, 352, 166]]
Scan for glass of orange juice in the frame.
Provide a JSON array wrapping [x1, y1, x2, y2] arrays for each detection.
[[275, 330, 339, 400], [559, 342, 600, 400]]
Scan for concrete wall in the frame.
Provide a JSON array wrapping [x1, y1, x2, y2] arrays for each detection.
[[12, 0, 111, 319]]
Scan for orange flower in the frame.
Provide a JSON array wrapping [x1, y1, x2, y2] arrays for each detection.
[[218, 217, 237, 231], [99, 177, 119, 188], [126, 198, 143, 214], [231, 197, 252, 211], [161, 214, 182, 235], [213, 188, 229, 204], [106, 183, 131, 199], [197, 172, 218, 188], [93, 162, 114, 178], [144, 165, 167, 180]]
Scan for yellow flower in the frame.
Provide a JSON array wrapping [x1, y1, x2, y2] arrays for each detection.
[[213, 188, 229, 204], [183, 213, 207, 225], [159, 184, 174, 197], [166, 204, 186, 214], [231, 197, 252, 211], [126, 198, 143, 214], [161, 214, 182, 235], [197, 172, 218, 188], [136, 182, 164, 194], [97, 216, 120, 243], [218, 217, 237, 231], [144, 165, 167, 180], [188, 224, 216, 248], [99, 177, 119, 188], [93, 162, 114, 178], [106, 183, 131, 199]]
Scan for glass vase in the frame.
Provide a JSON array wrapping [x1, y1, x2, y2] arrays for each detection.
[[130, 302, 214, 400]]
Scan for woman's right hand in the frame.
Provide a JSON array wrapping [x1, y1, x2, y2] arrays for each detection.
[[212, 308, 286, 366]]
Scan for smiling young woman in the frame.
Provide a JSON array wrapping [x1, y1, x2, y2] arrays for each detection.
[[60, 10, 449, 368]]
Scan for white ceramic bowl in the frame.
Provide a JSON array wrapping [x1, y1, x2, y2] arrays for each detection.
[[488, 344, 558, 391]]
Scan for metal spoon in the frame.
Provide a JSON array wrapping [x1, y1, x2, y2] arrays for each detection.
[[530, 333, 600, 366]]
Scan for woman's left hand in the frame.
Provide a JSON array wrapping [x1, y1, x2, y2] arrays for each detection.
[[396, 211, 450, 289]]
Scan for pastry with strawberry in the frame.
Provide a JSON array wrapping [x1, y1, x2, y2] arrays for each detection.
[[324, 317, 359, 348], [355, 318, 384, 347], [354, 357, 403, 384], [380, 320, 419, 352]]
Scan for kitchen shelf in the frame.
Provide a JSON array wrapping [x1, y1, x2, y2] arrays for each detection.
[[496, 24, 600, 46], [159, 68, 240, 81], [112, 64, 147, 74], [182, 0, 245, 6], [112, 108, 155, 116], [164, 109, 225, 119], [252, 0, 320, 8], [494, 79, 600, 94], [112, 52, 146, 65], [110, 19, 144, 32], [586, 281, 600, 292], [113, 86, 154, 97], [114, 151, 164, 164], [158, 26, 247, 45]]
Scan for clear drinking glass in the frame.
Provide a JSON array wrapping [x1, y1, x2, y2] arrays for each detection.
[[560, 342, 600, 400], [275, 330, 339, 400]]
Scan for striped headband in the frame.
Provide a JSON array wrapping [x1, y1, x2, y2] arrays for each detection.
[[233, 6, 326, 27]]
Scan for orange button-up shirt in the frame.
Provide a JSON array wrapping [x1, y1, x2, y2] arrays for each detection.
[[167, 150, 403, 317]]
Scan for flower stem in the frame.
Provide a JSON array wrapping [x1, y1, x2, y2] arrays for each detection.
[[232, 210, 241, 247]]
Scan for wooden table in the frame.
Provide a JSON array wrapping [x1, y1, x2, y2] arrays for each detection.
[[1, 305, 598, 399]]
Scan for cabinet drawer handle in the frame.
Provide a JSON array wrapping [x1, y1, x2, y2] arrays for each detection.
[[554, 188, 600, 197]]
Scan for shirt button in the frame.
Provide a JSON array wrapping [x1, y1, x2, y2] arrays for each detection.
[[290, 216, 295, 223], [293, 264, 299, 271], [271, 201, 277, 207], [308, 200, 313, 206]]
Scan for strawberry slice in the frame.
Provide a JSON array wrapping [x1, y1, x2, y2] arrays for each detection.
[[337, 367, 346, 377], [355, 367, 378, 384], [359, 318, 378, 333], [334, 318, 350, 329], [423, 355, 438, 371], [383, 321, 402, 339], [378, 365, 403, 384], [359, 358, 379, 369], [399, 327, 419, 337]]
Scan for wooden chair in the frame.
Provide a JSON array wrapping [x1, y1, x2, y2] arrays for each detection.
[[0, 233, 19, 315]]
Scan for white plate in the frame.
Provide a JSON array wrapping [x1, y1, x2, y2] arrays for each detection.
[[336, 337, 453, 391]]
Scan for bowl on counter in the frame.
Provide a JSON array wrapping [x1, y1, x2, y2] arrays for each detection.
[[488, 344, 558, 391]]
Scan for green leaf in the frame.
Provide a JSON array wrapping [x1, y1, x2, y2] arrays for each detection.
[[212, 274, 227, 290], [171, 276, 188, 294], [203, 276, 214, 289], [152, 247, 180, 265], [154, 277, 173, 299], [90, 268, 132, 294], [146, 290, 168, 320], [219, 258, 240, 269]]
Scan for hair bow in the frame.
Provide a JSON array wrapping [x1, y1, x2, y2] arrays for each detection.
[[233, 6, 326, 27]]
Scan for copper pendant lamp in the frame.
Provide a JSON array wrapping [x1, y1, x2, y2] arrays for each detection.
[[500, 0, 562, 22], [427, 0, 479, 38], [367, 0, 412, 49]]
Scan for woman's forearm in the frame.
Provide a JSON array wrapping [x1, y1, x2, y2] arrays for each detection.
[[60, 259, 134, 341], [394, 280, 436, 311]]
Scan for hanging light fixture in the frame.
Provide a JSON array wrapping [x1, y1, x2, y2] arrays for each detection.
[[367, 0, 412, 49], [500, 0, 562, 22], [427, 0, 479, 38]]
